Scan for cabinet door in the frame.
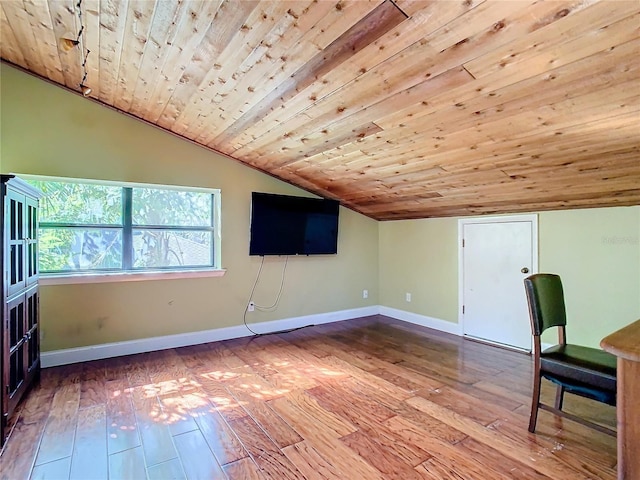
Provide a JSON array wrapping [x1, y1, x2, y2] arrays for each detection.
[[5, 188, 26, 297], [25, 286, 39, 375], [4, 294, 26, 414]]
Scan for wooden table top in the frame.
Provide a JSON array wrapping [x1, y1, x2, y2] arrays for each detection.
[[601, 318, 640, 362]]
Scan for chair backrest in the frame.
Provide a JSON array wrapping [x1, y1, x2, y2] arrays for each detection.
[[524, 273, 567, 337]]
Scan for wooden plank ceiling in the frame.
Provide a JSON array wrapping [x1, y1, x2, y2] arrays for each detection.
[[1, 0, 639, 220]]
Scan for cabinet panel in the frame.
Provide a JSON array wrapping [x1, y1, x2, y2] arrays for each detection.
[[26, 196, 38, 286], [6, 188, 26, 297], [4, 287, 39, 416], [6, 294, 26, 404], [25, 287, 39, 373]]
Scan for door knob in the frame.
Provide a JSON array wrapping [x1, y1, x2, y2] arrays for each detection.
[[521, 267, 529, 274]]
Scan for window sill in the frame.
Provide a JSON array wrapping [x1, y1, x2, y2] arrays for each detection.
[[39, 269, 227, 285]]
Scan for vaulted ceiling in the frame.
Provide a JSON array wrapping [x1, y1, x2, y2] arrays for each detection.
[[1, 0, 639, 220]]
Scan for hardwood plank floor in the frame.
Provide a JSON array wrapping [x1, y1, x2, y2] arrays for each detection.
[[0, 315, 617, 479]]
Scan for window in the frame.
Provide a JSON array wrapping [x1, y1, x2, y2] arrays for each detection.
[[24, 176, 221, 279]]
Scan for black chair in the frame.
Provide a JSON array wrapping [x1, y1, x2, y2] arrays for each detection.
[[523, 273, 617, 435]]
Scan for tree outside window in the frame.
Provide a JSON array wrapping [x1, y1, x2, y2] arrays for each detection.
[[27, 178, 219, 273]]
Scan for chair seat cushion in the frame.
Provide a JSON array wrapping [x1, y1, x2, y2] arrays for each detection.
[[541, 344, 617, 393], [543, 375, 616, 405]]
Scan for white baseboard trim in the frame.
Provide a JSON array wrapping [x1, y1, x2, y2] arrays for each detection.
[[379, 306, 462, 336], [41, 306, 380, 368]]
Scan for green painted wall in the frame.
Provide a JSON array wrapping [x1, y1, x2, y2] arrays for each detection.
[[1, 64, 379, 351], [379, 207, 640, 348], [379, 217, 459, 322], [538, 207, 640, 346]]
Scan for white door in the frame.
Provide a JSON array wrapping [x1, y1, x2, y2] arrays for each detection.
[[460, 216, 537, 351]]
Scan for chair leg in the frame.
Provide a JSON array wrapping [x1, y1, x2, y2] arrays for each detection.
[[555, 385, 565, 410], [529, 375, 542, 433]]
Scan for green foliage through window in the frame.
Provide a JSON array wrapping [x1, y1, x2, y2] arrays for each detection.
[[26, 177, 219, 273]]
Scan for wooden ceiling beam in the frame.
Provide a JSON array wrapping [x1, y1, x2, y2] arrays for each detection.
[[222, 0, 483, 154], [254, 66, 474, 169], [209, 0, 406, 149], [231, 0, 542, 158]]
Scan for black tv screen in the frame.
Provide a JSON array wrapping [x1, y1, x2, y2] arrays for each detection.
[[249, 192, 339, 256]]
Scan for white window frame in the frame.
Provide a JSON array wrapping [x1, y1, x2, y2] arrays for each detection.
[[20, 174, 225, 284]]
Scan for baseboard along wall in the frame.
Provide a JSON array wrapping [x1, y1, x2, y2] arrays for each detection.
[[41, 306, 463, 367]]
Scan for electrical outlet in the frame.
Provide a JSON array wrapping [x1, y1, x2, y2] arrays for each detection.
[[363, 289, 368, 299], [248, 301, 255, 312], [405, 292, 412, 302]]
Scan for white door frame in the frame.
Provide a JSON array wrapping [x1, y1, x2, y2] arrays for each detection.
[[458, 214, 539, 349]]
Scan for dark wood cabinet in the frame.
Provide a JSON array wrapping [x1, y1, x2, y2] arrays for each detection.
[[1, 175, 41, 447]]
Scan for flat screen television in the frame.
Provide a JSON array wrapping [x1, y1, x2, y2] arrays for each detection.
[[249, 192, 339, 256]]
